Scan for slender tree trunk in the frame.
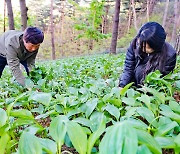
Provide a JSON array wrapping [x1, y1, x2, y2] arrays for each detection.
[[110, 0, 121, 54], [148, 0, 157, 16], [6, 0, 15, 30], [103, 3, 110, 34], [162, 0, 169, 27], [4, 0, 6, 32], [50, 0, 56, 60], [131, 0, 138, 32], [171, 0, 178, 44], [58, 1, 65, 57], [19, 0, 28, 30], [147, 0, 149, 22], [127, 0, 132, 33]]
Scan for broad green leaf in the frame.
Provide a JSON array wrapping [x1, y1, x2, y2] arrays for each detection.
[[49, 115, 68, 148], [169, 101, 180, 114], [155, 137, 176, 149], [137, 94, 151, 109], [68, 87, 78, 96], [25, 124, 44, 135], [39, 138, 57, 154], [160, 104, 180, 123], [174, 134, 180, 147], [0, 133, 10, 154], [99, 121, 138, 154], [137, 145, 152, 154], [67, 121, 87, 154], [136, 107, 158, 128], [12, 119, 34, 128], [120, 82, 134, 96], [128, 118, 148, 130], [87, 114, 106, 154], [10, 109, 34, 120], [85, 98, 98, 118], [29, 92, 52, 106], [103, 104, 120, 120], [155, 121, 178, 136], [73, 117, 92, 128], [0, 108, 7, 128], [122, 97, 136, 106], [25, 78, 34, 89], [19, 132, 42, 154], [136, 129, 161, 154]]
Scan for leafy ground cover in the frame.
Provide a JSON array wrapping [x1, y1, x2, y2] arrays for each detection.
[[0, 54, 179, 154]]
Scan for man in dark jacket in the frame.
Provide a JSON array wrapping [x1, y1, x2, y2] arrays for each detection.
[[0, 27, 44, 86], [119, 22, 177, 88]]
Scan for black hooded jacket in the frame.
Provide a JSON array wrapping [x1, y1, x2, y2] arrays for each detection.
[[119, 42, 177, 87]]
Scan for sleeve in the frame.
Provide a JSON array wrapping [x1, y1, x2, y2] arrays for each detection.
[[26, 51, 38, 71], [6, 45, 25, 86], [163, 52, 177, 75], [119, 44, 136, 87]]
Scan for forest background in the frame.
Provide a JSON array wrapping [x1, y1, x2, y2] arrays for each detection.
[[0, 0, 179, 60]]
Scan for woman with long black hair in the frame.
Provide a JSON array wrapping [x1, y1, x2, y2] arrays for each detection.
[[119, 22, 177, 87]]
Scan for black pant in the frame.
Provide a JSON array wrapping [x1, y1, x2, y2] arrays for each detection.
[[0, 56, 29, 77]]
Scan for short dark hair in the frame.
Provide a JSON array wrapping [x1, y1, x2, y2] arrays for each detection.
[[137, 22, 166, 52], [23, 27, 44, 44]]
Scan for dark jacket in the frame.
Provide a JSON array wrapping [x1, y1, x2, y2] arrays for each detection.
[[0, 30, 38, 86], [119, 42, 177, 87]]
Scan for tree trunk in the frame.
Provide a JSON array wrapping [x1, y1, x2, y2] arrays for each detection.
[[131, 0, 138, 32], [103, 3, 110, 34], [148, 0, 157, 16], [4, 0, 6, 32], [50, 0, 56, 60], [110, 0, 121, 54], [58, 1, 65, 57], [162, 0, 169, 27], [127, 0, 132, 33], [147, 0, 149, 22], [171, 0, 178, 44], [6, 0, 15, 30], [19, 0, 28, 30]]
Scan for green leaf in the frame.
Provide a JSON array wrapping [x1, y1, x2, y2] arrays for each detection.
[[39, 138, 57, 154], [19, 132, 42, 154], [169, 101, 180, 114], [136, 107, 158, 128], [49, 115, 68, 148], [103, 104, 120, 120], [137, 145, 152, 154], [160, 104, 180, 123], [73, 117, 92, 128], [29, 92, 52, 106], [155, 137, 176, 149], [155, 121, 178, 136], [10, 109, 34, 120], [174, 133, 180, 147], [137, 94, 151, 109], [87, 114, 106, 154], [136, 129, 161, 154], [99, 121, 138, 154], [122, 97, 136, 106], [85, 98, 98, 118], [0, 108, 8, 128], [0, 133, 10, 154], [67, 121, 87, 154], [120, 82, 134, 96]]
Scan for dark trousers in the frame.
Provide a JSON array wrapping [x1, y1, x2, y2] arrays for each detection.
[[0, 56, 29, 77]]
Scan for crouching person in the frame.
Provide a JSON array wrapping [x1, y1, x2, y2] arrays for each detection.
[[0, 27, 44, 86]]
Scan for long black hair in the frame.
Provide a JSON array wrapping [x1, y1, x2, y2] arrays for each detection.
[[132, 22, 167, 83]]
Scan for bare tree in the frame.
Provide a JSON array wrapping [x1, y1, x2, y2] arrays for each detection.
[[19, 0, 28, 30], [127, 0, 133, 33], [6, 0, 15, 30], [132, 0, 138, 32], [171, 0, 179, 44], [162, 0, 169, 27], [50, 0, 56, 60], [110, 0, 121, 54], [4, 0, 6, 32]]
